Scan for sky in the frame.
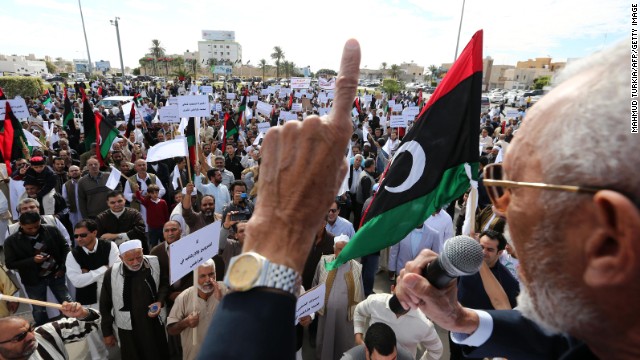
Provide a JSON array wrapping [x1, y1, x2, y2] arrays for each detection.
[[2, 0, 630, 74]]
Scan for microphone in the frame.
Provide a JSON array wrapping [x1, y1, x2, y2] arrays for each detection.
[[388, 235, 484, 315]]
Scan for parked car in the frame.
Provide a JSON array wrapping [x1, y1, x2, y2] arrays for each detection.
[[481, 96, 491, 113], [96, 96, 134, 115]]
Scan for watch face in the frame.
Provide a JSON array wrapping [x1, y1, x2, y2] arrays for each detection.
[[228, 254, 262, 291]]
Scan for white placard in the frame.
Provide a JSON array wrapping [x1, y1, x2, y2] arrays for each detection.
[[257, 122, 271, 134], [390, 115, 407, 128], [159, 105, 180, 123], [256, 101, 272, 116], [403, 113, 415, 124], [352, 108, 359, 117], [266, 86, 275, 94], [327, 92, 334, 99], [279, 111, 290, 120], [201, 85, 213, 94], [9, 179, 25, 220], [168, 97, 178, 106], [249, 95, 259, 102], [291, 103, 303, 112], [294, 91, 304, 99], [318, 94, 328, 104], [290, 77, 311, 89], [215, 103, 222, 112], [226, 93, 236, 100], [278, 91, 287, 99], [190, 85, 198, 94], [318, 107, 331, 116], [388, 100, 395, 107], [295, 284, 326, 324], [169, 221, 221, 284], [261, 89, 270, 96], [405, 106, 420, 116], [0, 98, 30, 119], [392, 104, 403, 112], [364, 95, 372, 103], [279, 88, 291, 95], [505, 109, 519, 119], [177, 95, 210, 117], [318, 77, 336, 90]]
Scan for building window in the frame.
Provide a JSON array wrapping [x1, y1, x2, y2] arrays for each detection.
[[214, 45, 217, 48], [227, 52, 230, 55], [226, 45, 229, 49]]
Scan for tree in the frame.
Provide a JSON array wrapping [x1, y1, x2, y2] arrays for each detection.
[[380, 62, 388, 71], [316, 68, 337, 77], [45, 61, 57, 74], [533, 75, 551, 90], [381, 78, 402, 97], [259, 59, 268, 79], [132, 68, 141, 76], [271, 46, 285, 79], [149, 39, 166, 75], [172, 66, 193, 81], [428, 65, 439, 82], [388, 64, 402, 79], [138, 57, 151, 75], [185, 59, 198, 76]]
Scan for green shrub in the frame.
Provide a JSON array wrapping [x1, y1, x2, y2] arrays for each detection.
[[0, 76, 45, 98]]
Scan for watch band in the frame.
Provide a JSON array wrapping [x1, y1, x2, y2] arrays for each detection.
[[264, 262, 301, 297]]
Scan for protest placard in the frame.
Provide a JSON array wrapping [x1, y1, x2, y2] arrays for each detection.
[[168, 97, 178, 106], [505, 109, 519, 119], [405, 106, 420, 116], [291, 103, 303, 112], [388, 100, 395, 107], [318, 77, 336, 90], [291, 77, 311, 89], [249, 95, 259, 102], [318, 107, 331, 116], [177, 95, 210, 117], [295, 284, 326, 324], [257, 101, 272, 116], [364, 95, 372, 103], [261, 89, 270, 96], [403, 113, 415, 124], [257, 122, 271, 134], [327, 92, 335, 99], [159, 105, 180, 123], [390, 115, 408, 128], [226, 93, 236, 100], [0, 98, 29, 119], [169, 221, 220, 284], [215, 103, 222, 112], [201, 86, 213, 94], [392, 104, 403, 112], [318, 94, 328, 104], [279, 111, 290, 120]]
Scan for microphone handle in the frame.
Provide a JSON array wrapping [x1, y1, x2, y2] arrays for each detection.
[[422, 257, 457, 290], [388, 257, 458, 316]]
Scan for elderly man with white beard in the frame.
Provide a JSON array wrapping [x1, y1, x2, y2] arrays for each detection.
[[167, 259, 227, 360], [99, 240, 170, 360], [394, 40, 640, 359]]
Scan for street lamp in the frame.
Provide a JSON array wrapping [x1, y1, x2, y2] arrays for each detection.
[[77, 0, 93, 74], [110, 17, 125, 78], [453, 0, 466, 61]]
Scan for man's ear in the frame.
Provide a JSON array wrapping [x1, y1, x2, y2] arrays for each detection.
[[584, 190, 640, 287]]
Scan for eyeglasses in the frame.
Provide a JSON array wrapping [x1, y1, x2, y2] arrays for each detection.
[[0, 325, 35, 344], [74, 233, 89, 239], [482, 163, 601, 212], [328, 208, 338, 213]]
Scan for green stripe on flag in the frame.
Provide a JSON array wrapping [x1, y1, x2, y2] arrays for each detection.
[[326, 162, 476, 270]]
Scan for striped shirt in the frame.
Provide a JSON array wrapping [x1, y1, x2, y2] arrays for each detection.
[[30, 309, 100, 360]]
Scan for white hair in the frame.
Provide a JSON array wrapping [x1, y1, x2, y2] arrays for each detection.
[[193, 259, 216, 284]]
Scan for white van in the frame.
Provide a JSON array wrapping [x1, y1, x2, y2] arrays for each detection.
[[481, 96, 491, 114]]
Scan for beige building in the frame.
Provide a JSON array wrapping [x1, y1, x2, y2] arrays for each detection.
[[399, 62, 424, 82], [487, 64, 515, 89]]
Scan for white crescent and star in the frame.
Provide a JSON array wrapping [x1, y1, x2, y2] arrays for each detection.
[[385, 140, 427, 193]]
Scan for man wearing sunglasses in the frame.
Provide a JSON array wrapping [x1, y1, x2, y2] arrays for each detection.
[[65, 219, 119, 360], [0, 302, 99, 360], [395, 41, 638, 359]]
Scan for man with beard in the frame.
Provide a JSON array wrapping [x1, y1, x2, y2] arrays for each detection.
[[395, 41, 639, 359], [167, 259, 226, 360], [100, 240, 169, 360], [51, 157, 68, 194], [0, 302, 100, 360], [78, 158, 120, 219], [181, 183, 221, 232], [194, 165, 230, 214]]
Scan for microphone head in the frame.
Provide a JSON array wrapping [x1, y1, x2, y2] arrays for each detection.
[[440, 235, 484, 277]]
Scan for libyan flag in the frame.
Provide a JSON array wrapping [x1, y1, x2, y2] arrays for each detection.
[[327, 30, 483, 270], [0, 102, 31, 175], [184, 117, 197, 171], [43, 89, 52, 105], [96, 111, 119, 166]]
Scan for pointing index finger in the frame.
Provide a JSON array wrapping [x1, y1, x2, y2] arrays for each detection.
[[329, 39, 361, 134]]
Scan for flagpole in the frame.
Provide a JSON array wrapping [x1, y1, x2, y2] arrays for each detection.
[[453, 0, 466, 61]]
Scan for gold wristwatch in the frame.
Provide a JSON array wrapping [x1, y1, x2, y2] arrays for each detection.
[[225, 252, 301, 297]]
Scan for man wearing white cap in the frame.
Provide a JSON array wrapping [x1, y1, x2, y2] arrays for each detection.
[[312, 234, 364, 360], [99, 239, 170, 360]]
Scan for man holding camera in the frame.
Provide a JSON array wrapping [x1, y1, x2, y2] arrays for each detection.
[[221, 180, 253, 226]]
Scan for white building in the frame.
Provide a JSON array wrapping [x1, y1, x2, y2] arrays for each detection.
[[0, 54, 48, 75], [197, 30, 242, 68]]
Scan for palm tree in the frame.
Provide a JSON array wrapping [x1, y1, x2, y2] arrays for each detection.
[[428, 64, 438, 82], [149, 39, 166, 75], [139, 57, 150, 75], [259, 59, 268, 80], [388, 64, 402, 79], [380, 62, 388, 71], [171, 66, 193, 82], [271, 46, 285, 79]]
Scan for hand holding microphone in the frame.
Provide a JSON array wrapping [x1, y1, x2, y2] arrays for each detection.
[[390, 236, 484, 332]]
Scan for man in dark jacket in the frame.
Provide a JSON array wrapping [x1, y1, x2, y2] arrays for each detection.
[[4, 212, 72, 325]]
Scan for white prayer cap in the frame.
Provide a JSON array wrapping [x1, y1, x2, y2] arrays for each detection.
[[119, 240, 143, 254], [334, 234, 349, 245]]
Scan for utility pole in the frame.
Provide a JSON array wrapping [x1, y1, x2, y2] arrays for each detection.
[[454, 0, 466, 62], [78, 0, 93, 74], [110, 17, 125, 77]]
